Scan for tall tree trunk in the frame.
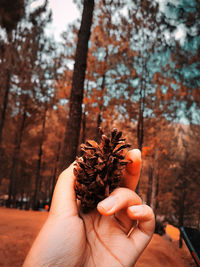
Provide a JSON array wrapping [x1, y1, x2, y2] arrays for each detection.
[[96, 74, 106, 141], [61, 0, 94, 169], [0, 32, 13, 148], [137, 71, 145, 152], [81, 112, 86, 144], [7, 108, 27, 207], [146, 166, 153, 206], [0, 69, 10, 146], [178, 189, 186, 248], [151, 148, 158, 212], [32, 108, 47, 210], [49, 141, 61, 207], [137, 57, 146, 151], [136, 93, 144, 194], [0, 69, 11, 185], [136, 56, 146, 193]]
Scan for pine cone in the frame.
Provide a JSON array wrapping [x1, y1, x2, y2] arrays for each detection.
[[74, 128, 131, 213]]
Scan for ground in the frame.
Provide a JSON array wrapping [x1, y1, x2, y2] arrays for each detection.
[[0, 207, 194, 267]]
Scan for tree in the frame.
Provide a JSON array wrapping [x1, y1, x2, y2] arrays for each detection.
[[32, 105, 47, 210], [1, 0, 60, 207], [172, 125, 200, 228], [0, 0, 25, 34], [0, 0, 25, 148], [61, 0, 95, 169], [7, 95, 28, 207], [153, 0, 200, 124]]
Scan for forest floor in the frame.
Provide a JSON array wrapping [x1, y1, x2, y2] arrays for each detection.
[[0, 207, 195, 267]]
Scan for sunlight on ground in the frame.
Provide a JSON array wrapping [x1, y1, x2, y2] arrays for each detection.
[[166, 224, 180, 241]]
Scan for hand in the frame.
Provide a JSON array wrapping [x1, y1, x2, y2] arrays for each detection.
[[23, 149, 155, 267]]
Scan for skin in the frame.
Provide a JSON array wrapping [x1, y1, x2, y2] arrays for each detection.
[[23, 149, 155, 267]]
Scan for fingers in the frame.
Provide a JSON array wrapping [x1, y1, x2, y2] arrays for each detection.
[[127, 205, 155, 236], [97, 187, 155, 243], [97, 187, 142, 216], [122, 149, 142, 191], [97, 188, 142, 232], [49, 163, 78, 218], [126, 204, 155, 259]]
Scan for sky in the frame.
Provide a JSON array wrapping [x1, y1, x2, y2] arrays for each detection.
[[31, 0, 80, 41], [156, 0, 186, 44], [31, 0, 186, 43]]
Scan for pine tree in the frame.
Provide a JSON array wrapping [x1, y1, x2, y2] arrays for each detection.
[[61, 0, 95, 169], [0, 0, 25, 34]]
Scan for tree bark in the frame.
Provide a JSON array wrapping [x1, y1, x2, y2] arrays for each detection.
[[151, 148, 158, 212], [96, 74, 106, 141], [61, 0, 94, 169], [136, 95, 143, 194], [81, 112, 86, 144], [178, 189, 186, 248], [147, 166, 153, 206], [137, 55, 146, 152], [136, 55, 146, 194], [7, 107, 27, 207], [49, 141, 61, 207], [0, 69, 10, 146], [0, 69, 11, 185], [137, 98, 144, 151], [32, 108, 47, 210]]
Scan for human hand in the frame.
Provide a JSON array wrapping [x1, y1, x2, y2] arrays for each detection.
[[23, 149, 155, 267]]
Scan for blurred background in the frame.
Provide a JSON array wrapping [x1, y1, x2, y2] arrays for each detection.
[[0, 0, 199, 265]]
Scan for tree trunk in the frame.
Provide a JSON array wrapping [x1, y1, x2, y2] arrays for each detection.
[[0, 69, 10, 146], [61, 0, 94, 169], [146, 166, 153, 206], [7, 108, 27, 207], [0, 69, 11, 185], [96, 74, 106, 141], [136, 61, 146, 194], [137, 55, 146, 152], [81, 112, 86, 144], [137, 102, 144, 151], [151, 148, 158, 212], [49, 141, 61, 207], [135, 100, 143, 194], [32, 108, 47, 210], [178, 189, 186, 248]]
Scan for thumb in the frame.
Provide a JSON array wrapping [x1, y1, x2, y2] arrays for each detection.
[[49, 163, 78, 217], [122, 149, 142, 191]]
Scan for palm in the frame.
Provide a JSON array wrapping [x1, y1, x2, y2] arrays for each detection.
[[73, 210, 137, 267]]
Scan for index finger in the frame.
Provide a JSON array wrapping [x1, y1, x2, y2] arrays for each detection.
[[122, 149, 142, 191], [49, 163, 78, 218]]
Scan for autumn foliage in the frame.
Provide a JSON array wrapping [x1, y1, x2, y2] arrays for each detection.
[[0, 0, 199, 232]]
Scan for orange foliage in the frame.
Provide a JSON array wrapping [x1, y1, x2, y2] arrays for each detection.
[[57, 84, 71, 99], [131, 68, 137, 78], [162, 149, 168, 155], [193, 88, 200, 101], [142, 146, 152, 157], [165, 87, 173, 100], [153, 72, 164, 84], [180, 86, 187, 97]]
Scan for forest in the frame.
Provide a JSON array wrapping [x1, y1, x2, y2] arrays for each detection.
[[0, 0, 200, 234]]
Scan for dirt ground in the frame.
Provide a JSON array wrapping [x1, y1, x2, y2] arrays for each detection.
[[0, 207, 194, 267]]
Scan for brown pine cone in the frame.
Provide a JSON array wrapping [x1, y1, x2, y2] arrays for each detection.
[[74, 128, 131, 213]]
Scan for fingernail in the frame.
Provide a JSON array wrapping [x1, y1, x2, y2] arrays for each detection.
[[129, 205, 141, 215], [99, 196, 116, 211]]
